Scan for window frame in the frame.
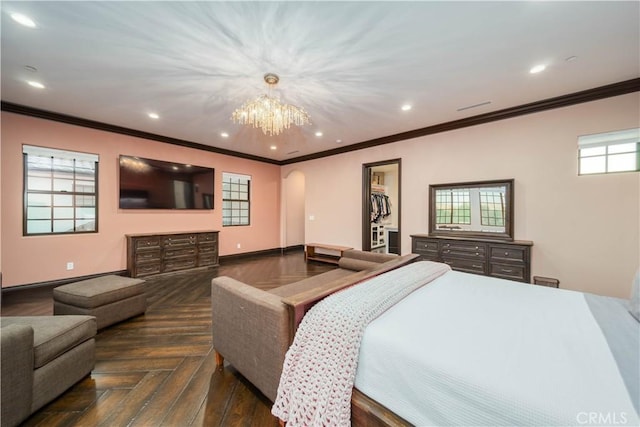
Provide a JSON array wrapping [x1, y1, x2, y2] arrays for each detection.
[[221, 172, 251, 227], [23, 145, 99, 236], [578, 128, 639, 175]]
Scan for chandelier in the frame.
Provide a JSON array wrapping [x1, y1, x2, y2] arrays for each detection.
[[231, 73, 310, 136]]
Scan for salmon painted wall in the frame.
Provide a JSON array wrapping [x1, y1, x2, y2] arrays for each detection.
[[282, 93, 640, 298], [1, 112, 281, 287]]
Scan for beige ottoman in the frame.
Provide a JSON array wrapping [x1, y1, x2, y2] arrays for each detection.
[[53, 275, 146, 329]]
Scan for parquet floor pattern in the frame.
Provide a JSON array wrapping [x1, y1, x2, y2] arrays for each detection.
[[1, 251, 335, 427]]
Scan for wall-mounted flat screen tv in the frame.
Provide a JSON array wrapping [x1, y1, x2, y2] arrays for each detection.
[[119, 155, 214, 210]]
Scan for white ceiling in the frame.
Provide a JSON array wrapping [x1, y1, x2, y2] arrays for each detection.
[[1, 1, 639, 162]]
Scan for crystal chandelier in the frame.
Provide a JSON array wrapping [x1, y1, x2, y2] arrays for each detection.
[[231, 73, 310, 136]]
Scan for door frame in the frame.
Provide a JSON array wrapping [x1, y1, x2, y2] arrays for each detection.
[[362, 158, 401, 252]]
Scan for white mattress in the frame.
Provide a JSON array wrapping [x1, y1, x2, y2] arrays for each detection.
[[354, 271, 639, 426]]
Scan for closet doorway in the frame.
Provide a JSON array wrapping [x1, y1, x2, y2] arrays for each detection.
[[362, 159, 401, 254]]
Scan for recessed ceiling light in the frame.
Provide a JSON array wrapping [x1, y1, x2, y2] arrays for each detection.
[[336, 139, 343, 144], [270, 145, 277, 150], [27, 81, 44, 89], [11, 13, 36, 28], [148, 113, 159, 119], [315, 131, 323, 137], [529, 64, 546, 74], [220, 132, 229, 138], [401, 104, 412, 111]]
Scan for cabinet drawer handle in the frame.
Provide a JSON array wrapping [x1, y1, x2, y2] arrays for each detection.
[[475, 252, 480, 256], [501, 268, 513, 273], [475, 246, 479, 249], [504, 252, 509, 256], [472, 264, 482, 268]]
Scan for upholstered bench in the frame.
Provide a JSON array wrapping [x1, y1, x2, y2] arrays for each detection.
[[53, 275, 146, 329]]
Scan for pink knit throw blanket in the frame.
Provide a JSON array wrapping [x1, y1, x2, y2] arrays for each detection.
[[272, 261, 451, 426]]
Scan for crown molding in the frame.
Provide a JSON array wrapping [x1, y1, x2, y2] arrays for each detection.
[[2, 77, 638, 166]]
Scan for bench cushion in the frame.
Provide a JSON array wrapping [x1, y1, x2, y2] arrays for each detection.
[[1, 316, 96, 369], [53, 275, 145, 308]]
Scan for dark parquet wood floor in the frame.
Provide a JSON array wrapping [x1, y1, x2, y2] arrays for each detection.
[[1, 250, 335, 427]]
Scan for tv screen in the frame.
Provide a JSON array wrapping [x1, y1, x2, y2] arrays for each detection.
[[119, 155, 214, 210]]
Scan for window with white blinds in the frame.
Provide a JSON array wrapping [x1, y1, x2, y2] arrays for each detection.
[[23, 145, 99, 235], [578, 128, 639, 175]]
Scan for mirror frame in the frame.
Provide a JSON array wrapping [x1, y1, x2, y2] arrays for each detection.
[[429, 179, 514, 241]]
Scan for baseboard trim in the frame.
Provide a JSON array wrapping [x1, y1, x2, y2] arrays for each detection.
[[219, 245, 304, 262], [1, 270, 129, 293]]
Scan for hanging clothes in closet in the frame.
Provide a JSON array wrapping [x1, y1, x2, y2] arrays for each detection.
[[370, 192, 391, 223]]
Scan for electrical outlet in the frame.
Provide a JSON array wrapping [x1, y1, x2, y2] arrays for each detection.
[[66, 262, 74, 270], [236, 243, 241, 249]]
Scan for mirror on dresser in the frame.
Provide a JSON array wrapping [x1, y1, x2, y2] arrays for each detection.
[[429, 179, 514, 241]]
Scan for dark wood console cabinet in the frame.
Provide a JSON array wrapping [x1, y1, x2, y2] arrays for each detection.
[[127, 231, 219, 278], [411, 234, 533, 283]]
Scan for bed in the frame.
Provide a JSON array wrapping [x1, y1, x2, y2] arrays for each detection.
[[274, 262, 639, 426]]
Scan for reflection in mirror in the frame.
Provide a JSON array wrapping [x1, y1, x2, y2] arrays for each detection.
[[429, 179, 514, 240]]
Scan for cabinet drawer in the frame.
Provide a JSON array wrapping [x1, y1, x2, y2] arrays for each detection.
[[135, 262, 161, 277], [163, 257, 197, 272], [441, 243, 486, 260], [198, 243, 217, 254], [440, 240, 486, 253], [163, 234, 197, 247], [412, 239, 439, 261], [198, 254, 218, 266], [199, 233, 218, 243], [135, 249, 161, 263], [442, 258, 486, 274], [489, 246, 526, 263], [489, 263, 526, 281], [164, 247, 197, 259], [133, 236, 161, 250]]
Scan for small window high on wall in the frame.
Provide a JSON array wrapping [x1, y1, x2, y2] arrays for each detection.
[[23, 145, 99, 235], [578, 128, 639, 175], [222, 172, 250, 226]]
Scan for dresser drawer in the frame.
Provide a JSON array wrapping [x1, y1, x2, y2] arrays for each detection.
[[412, 238, 439, 260], [133, 236, 161, 250], [199, 233, 218, 243], [198, 243, 218, 254], [198, 254, 219, 266], [163, 234, 197, 247], [489, 263, 526, 281], [164, 246, 197, 259], [441, 241, 486, 260], [135, 262, 162, 277], [163, 257, 197, 272], [135, 249, 161, 263], [442, 258, 486, 274], [489, 245, 526, 263]]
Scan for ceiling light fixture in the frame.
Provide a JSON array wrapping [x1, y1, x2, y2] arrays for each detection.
[[11, 13, 36, 28], [315, 131, 323, 137], [148, 112, 159, 119], [529, 64, 546, 74], [231, 73, 310, 136], [220, 132, 229, 138], [401, 104, 412, 111], [27, 81, 45, 89]]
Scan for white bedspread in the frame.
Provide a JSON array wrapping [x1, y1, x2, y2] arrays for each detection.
[[272, 261, 450, 426], [355, 270, 639, 426]]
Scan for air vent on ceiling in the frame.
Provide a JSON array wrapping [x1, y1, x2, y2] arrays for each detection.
[[457, 101, 491, 112]]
